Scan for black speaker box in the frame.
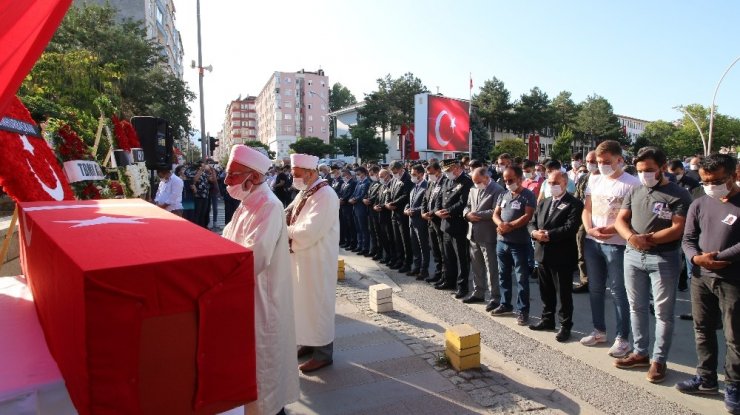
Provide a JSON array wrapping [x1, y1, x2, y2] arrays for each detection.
[[130, 116, 173, 170]]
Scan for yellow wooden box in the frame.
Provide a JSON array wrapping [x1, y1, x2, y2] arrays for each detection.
[[445, 349, 480, 371], [445, 324, 480, 351]]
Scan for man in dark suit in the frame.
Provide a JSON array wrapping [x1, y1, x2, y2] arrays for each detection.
[[374, 169, 397, 265], [422, 162, 447, 284], [435, 159, 474, 298], [364, 165, 383, 259], [463, 167, 505, 310], [404, 164, 430, 279], [528, 171, 584, 342], [338, 170, 357, 250], [351, 167, 372, 255], [385, 161, 414, 272]]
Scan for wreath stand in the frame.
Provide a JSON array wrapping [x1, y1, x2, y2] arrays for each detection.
[[0, 206, 18, 275]]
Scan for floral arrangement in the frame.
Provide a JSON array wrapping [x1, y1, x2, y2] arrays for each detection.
[[55, 124, 94, 161], [112, 115, 141, 151], [123, 163, 150, 197]]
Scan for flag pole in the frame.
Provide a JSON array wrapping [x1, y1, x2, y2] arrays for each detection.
[[468, 72, 473, 158]]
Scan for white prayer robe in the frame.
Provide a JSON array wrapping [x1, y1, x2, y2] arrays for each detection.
[[288, 179, 340, 346], [221, 182, 299, 415]]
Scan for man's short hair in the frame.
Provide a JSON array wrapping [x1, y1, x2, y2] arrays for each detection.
[[595, 140, 623, 157], [369, 165, 380, 173], [514, 156, 523, 165], [427, 162, 441, 171], [330, 165, 340, 171], [545, 160, 562, 171], [157, 166, 172, 173], [504, 165, 523, 178], [522, 160, 536, 169], [634, 146, 667, 166], [700, 153, 737, 176], [469, 159, 483, 169], [668, 159, 684, 171], [472, 167, 489, 178], [497, 153, 512, 161], [572, 152, 583, 161], [389, 161, 404, 170], [355, 166, 368, 175], [411, 164, 425, 174]]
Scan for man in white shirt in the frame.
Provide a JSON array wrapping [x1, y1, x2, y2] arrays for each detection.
[[155, 166, 184, 216], [580, 140, 641, 359]]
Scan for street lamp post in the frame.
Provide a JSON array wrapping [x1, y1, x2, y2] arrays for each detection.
[[674, 106, 708, 155], [708, 56, 740, 155], [194, 0, 212, 161]]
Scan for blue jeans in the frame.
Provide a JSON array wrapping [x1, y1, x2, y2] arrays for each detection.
[[584, 238, 630, 339], [496, 240, 530, 314], [624, 247, 680, 364]]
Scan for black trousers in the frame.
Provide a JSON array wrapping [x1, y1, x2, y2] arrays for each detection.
[[392, 213, 412, 266], [429, 220, 446, 276], [368, 210, 381, 254], [692, 275, 740, 383], [537, 264, 574, 328], [224, 197, 240, 226], [340, 205, 356, 246], [443, 232, 469, 291], [409, 220, 430, 272], [379, 213, 396, 262], [194, 197, 210, 229]]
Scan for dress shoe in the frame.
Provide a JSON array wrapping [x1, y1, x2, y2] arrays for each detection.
[[425, 275, 440, 283], [572, 283, 589, 293], [529, 320, 556, 331], [362, 251, 373, 257], [389, 262, 403, 270], [555, 326, 571, 342], [297, 346, 312, 359], [406, 268, 420, 276], [485, 301, 500, 312], [299, 358, 333, 373], [415, 274, 427, 281], [434, 283, 455, 290], [372, 254, 383, 261], [398, 266, 411, 273], [454, 291, 469, 299], [462, 296, 485, 304]]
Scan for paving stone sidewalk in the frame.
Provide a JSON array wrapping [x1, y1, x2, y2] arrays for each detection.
[[286, 275, 569, 415]]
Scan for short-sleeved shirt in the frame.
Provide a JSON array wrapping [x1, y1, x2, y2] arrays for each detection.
[[585, 172, 641, 245], [496, 188, 537, 244], [622, 182, 692, 252]]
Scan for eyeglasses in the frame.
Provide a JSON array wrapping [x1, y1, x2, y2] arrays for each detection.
[[703, 177, 730, 186]]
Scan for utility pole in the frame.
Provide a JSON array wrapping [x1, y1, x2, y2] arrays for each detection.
[[196, 0, 207, 161]]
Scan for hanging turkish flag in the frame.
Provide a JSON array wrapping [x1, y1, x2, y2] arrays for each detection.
[[400, 124, 419, 160], [426, 95, 470, 152], [0, 0, 73, 114], [528, 134, 540, 161]]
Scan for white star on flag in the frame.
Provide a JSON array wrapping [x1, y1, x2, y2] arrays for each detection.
[[450, 117, 457, 131], [54, 216, 148, 228]]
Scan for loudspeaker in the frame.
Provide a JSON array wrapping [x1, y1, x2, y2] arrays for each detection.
[[131, 116, 173, 170]]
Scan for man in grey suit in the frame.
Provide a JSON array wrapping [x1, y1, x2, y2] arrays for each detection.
[[404, 164, 430, 279], [463, 167, 505, 310]]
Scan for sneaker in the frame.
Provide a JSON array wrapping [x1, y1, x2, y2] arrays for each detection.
[[608, 337, 632, 358], [516, 313, 529, 326], [613, 353, 650, 369], [727, 383, 740, 414], [580, 330, 607, 346], [647, 361, 667, 384], [491, 304, 514, 316], [675, 375, 719, 395]]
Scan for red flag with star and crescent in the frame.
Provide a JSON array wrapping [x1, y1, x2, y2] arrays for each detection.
[[426, 95, 470, 152]]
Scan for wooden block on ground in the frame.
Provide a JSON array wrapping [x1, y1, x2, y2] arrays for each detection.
[[445, 349, 480, 371], [445, 324, 480, 351], [445, 340, 481, 357], [372, 297, 392, 306], [338, 259, 345, 270], [369, 284, 392, 301], [337, 271, 345, 280], [370, 302, 393, 313]]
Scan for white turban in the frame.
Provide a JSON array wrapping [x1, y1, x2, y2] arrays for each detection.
[[290, 153, 319, 170], [228, 145, 272, 174]]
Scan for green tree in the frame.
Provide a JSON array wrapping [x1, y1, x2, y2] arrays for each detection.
[[289, 137, 335, 158], [472, 77, 512, 134], [243, 140, 276, 159], [350, 125, 388, 161], [328, 83, 357, 112], [490, 138, 528, 160], [576, 94, 624, 144], [511, 87, 553, 135], [550, 91, 579, 134], [635, 120, 677, 154], [550, 127, 575, 163], [470, 110, 492, 160]]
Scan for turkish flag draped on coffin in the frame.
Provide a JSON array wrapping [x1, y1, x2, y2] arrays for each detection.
[[0, 0, 73, 114], [426, 95, 470, 152], [18, 199, 257, 415]]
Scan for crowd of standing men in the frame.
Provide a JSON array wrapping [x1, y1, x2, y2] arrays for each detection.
[[315, 143, 740, 414]]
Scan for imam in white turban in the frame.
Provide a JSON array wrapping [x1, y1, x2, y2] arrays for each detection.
[[228, 145, 272, 174], [290, 153, 319, 170]]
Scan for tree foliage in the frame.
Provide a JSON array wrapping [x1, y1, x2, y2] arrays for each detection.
[[511, 87, 553, 135], [358, 72, 428, 141], [490, 138, 528, 160], [243, 140, 276, 159], [576, 94, 624, 144], [472, 77, 512, 133], [550, 91, 579, 134], [470, 110, 492, 160], [289, 137, 335, 158], [328, 83, 357, 112], [550, 127, 575, 163]]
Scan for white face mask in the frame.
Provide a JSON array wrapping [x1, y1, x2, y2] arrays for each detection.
[[587, 163, 599, 174], [293, 177, 307, 191], [675, 173, 684, 181], [638, 171, 661, 188], [475, 182, 487, 190], [598, 163, 615, 177], [370, 175, 379, 182], [227, 177, 251, 200], [550, 184, 564, 197], [577, 172, 586, 181], [411, 176, 419, 184], [496, 165, 505, 173], [572, 161, 582, 169], [690, 164, 699, 171], [523, 172, 534, 180], [444, 171, 456, 181], [428, 174, 437, 183], [393, 172, 401, 180], [704, 183, 731, 199], [736, 181, 740, 188], [506, 183, 518, 192]]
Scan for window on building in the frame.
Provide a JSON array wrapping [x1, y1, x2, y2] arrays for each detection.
[[307, 104, 312, 110], [285, 78, 291, 83], [156, 7, 163, 24], [285, 101, 293, 108], [321, 104, 326, 110], [321, 115, 326, 122], [285, 113, 292, 120], [321, 127, 326, 133], [285, 125, 292, 133], [321, 81, 325, 87], [308, 80, 313, 86], [308, 115, 313, 121], [285, 89, 292, 96], [308, 126, 313, 133]]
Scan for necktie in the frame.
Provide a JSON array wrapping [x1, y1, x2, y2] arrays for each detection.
[[547, 198, 559, 218]]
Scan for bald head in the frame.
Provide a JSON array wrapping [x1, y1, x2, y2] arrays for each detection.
[[585, 151, 597, 165], [471, 167, 490, 187], [548, 170, 568, 187]]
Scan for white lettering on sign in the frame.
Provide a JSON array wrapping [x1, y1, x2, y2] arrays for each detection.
[[63, 160, 106, 183]]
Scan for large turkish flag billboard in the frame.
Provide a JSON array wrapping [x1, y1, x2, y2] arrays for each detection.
[[414, 93, 470, 152]]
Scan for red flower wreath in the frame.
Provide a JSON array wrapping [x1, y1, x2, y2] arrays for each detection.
[[56, 124, 93, 162], [112, 115, 141, 151]]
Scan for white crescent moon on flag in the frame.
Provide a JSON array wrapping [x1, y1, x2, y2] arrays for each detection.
[[434, 110, 451, 147], [19, 134, 65, 201]]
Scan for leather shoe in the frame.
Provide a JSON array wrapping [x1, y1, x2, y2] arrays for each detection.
[[407, 268, 421, 276], [372, 254, 383, 261], [417, 272, 429, 281], [454, 291, 468, 299], [297, 346, 312, 359], [389, 262, 403, 270], [462, 296, 485, 304], [425, 276, 440, 283], [485, 301, 500, 312], [434, 283, 455, 290], [362, 251, 374, 257], [299, 358, 333, 373], [555, 326, 571, 342], [398, 266, 411, 273], [529, 320, 556, 331], [572, 283, 589, 293]]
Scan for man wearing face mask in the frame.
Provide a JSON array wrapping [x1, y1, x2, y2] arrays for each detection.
[[365, 165, 384, 260], [374, 169, 398, 266], [287, 153, 341, 374], [464, 167, 505, 308], [538, 160, 577, 203], [422, 162, 448, 284], [495, 153, 513, 187], [572, 150, 600, 293], [686, 156, 703, 183], [492, 165, 537, 325], [350, 167, 372, 256], [385, 161, 414, 273], [522, 160, 544, 198], [568, 152, 584, 183], [613, 147, 692, 383], [330, 165, 342, 194], [222, 145, 299, 415], [404, 164, 430, 279], [668, 159, 701, 197], [338, 169, 357, 250], [580, 140, 641, 359], [435, 159, 474, 296], [528, 171, 584, 342], [677, 154, 740, 409]]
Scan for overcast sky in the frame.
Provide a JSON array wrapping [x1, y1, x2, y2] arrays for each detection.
[[172, 0, 740, 136]]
